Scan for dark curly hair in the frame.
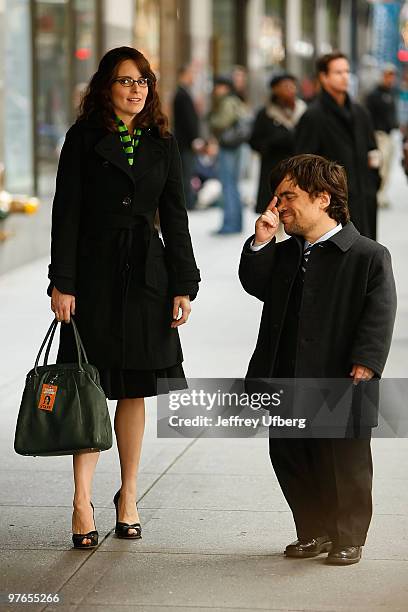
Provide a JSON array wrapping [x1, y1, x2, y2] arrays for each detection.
[[269, 154, 350, 225], [77, 46, 169, 137]]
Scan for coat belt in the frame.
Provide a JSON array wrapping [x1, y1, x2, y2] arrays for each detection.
[[90, 214, 157, 289]]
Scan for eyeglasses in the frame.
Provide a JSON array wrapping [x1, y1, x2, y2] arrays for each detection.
[[113, 76, 151, 88]]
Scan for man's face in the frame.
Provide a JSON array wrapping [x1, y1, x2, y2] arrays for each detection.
[[274, 176, 329, 236], [383, 70, 396, 89], [214, 83, 230, 98], [320, 58, 350, 95], [182, 65, 195, 87]]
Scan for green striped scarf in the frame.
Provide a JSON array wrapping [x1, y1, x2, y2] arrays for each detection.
[[115, 116, 142, 166]]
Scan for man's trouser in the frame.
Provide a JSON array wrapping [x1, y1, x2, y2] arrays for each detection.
[[269, 436, 373, 546]]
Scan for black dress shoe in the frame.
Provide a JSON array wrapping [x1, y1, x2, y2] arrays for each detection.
[[326, 545, 362, 565], [285, 536, 332, 558]]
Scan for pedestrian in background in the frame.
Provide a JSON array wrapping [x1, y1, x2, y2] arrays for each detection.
[[232, 64, 249, 102], [239, 154, 396, 565], [209, 76, 249, 234], [48, 46, 200, 549], [366, 64, 399, 209], [232, 64, 255, 196], [295, 52, 380, 240], [173, 64, 201, 210], [249, 73, 306, 214]]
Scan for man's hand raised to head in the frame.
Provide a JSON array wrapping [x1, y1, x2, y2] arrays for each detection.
[[254, 196, 280, 246]]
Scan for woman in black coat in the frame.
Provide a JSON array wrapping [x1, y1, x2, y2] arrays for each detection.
[[49, 47, 200, 548], [249, 74, 306, 214]]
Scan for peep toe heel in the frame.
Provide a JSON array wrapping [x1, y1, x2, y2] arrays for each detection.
[[113, 490, 142, 539]]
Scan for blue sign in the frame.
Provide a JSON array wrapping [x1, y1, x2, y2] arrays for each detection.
[[372, 2, 401, 65]]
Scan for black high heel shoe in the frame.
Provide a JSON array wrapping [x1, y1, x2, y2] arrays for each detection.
[[72, 501, 99, 549], [113, 489, 142, 539]]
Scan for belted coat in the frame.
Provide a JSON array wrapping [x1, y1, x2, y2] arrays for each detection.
[[47, 116, 200, 370]]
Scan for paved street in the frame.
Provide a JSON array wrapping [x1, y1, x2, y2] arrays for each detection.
[[1, 148, 408, 611]]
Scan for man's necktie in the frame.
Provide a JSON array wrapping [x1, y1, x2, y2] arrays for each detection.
[[300, 245, 313, 279]]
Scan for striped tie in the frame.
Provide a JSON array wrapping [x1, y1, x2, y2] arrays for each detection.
[[301, 244, 314, 280], [301, 242, 325, 279]]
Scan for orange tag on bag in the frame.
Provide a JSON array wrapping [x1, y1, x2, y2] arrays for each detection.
[[38, 384, 58, 411]]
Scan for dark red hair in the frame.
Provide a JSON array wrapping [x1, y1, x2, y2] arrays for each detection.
[[77, 46, 169, 137]]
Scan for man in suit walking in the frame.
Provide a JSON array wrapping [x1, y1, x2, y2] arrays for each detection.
[[173, 64, 200, 210], [239, 154, 397, 565], [295, 53, 380, 240]]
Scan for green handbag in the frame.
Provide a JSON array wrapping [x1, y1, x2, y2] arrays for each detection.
[[14, 317, 112, 456]]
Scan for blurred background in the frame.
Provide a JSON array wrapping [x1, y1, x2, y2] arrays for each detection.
[[0, 0, 408, 272]]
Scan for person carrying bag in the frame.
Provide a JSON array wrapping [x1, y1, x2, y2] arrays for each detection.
[[14, 317, 112, 457]]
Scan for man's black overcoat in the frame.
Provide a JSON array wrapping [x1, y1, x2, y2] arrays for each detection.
[[295, 90, 380, 240], [173, 85, 199, 152], [239, 223, 396, 379], [47, 117, 200, 370]]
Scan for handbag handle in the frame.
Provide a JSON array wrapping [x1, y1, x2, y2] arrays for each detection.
[[42, 317, 89, 367], [34, 317, 88, 374]]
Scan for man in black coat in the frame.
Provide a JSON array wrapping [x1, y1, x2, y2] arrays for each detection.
[[173, 64, 200, 210], [249, 73, 306, 214], [295, 52, 380, 240], [239, 154, 397, 565]]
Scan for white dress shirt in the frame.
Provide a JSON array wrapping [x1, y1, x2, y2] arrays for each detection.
[[250, 223, 343, 252]]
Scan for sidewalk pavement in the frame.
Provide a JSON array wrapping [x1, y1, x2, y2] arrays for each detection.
[[1, 153, 408, 611]]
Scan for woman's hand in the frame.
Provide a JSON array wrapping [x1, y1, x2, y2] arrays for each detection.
[[171, 295, 191, 328], [254, 196, 280, 246], [51, 287, 75, 323]]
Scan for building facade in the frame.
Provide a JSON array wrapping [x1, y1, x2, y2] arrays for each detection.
[[0, 0, 388, 273]]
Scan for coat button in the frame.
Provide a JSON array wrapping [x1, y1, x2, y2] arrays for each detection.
[[122, 196, 132, 207], [102, 160, 109, 167]]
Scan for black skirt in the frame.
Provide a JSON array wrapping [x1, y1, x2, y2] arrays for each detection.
[[98, 363, 187, 400]]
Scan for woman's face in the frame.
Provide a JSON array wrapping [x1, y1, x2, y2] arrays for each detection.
[[110, 59, 149, 120], [273, 79, 297, 103]]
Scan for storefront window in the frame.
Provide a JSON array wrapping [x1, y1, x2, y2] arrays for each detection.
[[262, 0, 285, 68], [299, 0, 315, 76], [35, 1, 70, 194], [327, 0, 341, 51], [213, 0, 236, 74], [0, 2, 5, 166], [34, 0, 98, 196], [134, 0, 160, 74], [4, 0, 34, 193], [73, 0, 98, 111]]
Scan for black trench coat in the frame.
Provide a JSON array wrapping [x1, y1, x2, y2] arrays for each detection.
[[295, 90, 380, 240], [239, 223, 396, 380], [48, 117, 200, 370]]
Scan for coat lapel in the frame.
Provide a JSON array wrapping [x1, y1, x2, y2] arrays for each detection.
[[94, 131, 135, 184], [94, 129, 166, 185], [131, 132, 167, 183]]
